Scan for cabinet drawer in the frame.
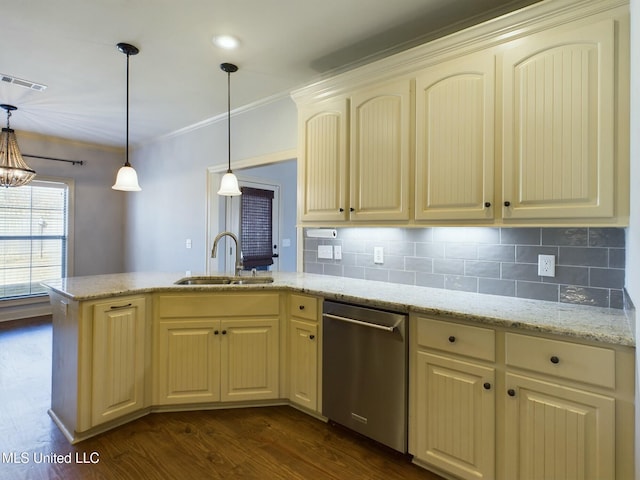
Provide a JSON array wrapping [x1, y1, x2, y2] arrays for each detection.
[[416, 317, 495, 362], [505, 333, 615, 388], [289, 294, 318, 321], [159, 293, 279, 318]]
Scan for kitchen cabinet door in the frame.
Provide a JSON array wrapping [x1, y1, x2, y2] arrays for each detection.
[[156, 319, 221, 405], [298, 97, 349, 222], [415, 52, 495, 221], [350, 79, 411, 221], [288, 318, 318, 411], [501, 18, 616, 220], [220, 318, 279, 402], [91, 297, 146, 426], [415, 351, 495, 480], [504, 373, 615, 480]]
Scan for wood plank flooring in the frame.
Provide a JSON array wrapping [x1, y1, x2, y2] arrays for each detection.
[[0, 318, 443, 480]]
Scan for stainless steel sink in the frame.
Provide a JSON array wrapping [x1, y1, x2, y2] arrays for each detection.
[[174, 275, 274, 285]]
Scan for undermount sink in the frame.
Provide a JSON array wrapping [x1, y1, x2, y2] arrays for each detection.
[[174, 275, 274, 286]]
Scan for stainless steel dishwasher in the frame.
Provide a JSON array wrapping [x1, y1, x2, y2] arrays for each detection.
[[322, 300, 408, 453]]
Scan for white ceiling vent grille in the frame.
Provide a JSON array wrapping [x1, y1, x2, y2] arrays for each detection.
[[1, 73, 47, 91]]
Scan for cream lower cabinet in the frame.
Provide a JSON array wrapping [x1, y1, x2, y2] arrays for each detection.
[[155, 292, 280, 406], [411, 317, 634, 480], [412, 316, 496, 480], [288, 293, 321, 412], [91, 297, 147, 427]]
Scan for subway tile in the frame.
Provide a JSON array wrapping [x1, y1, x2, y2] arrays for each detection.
[[376, 254, 405, 270], [559, 247, 608, 267], [501, 263, 540, 282], [303, 249, 318, 262], [610, 289, 624, 309], [445, 244, 478, 260], [560, 286, 609, 308], [387, 241, 415, 256], [416, 242, 445, 258], [389, 270, 416, 285], [323, 263, 343, 277], [342, 238, 366, 254], [478, 245, 515, 262], [405, 257, 433, 272], [445, 275, 478, 293], [434, 258, 465, 275], [479, 278, 516, 297], [590, 268, 625, 289], [343, 266, 365, 279], [609, 248, 626, 268], [500, 228, 541, 245], [365, 268, 389, 282], [416, 272, 445, 288], [434, 227, 499, 244], [465, 260, 501, 279], [340, 252, 358, 266], [404, 228, 433, 242], [516, 245, 558, 264], [304, 262, 323, 274], [516, 281, 559, 302], [542, 266, 589, 286], [541, 228, 588, 246], [588, 228, 625, 247]]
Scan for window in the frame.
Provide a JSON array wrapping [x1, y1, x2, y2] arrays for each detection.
[[240, 186, 274, 269], [0, 178, 72, 300]]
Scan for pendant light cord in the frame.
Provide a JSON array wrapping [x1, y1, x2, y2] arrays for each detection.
[[125, 51, 131, 167], [226, 68, 232, 174]]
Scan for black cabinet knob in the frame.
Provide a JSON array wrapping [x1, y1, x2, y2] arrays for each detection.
[[507, 389, 516, 397], [349, 207, 355, 212], [222, 330, 227, 335], [214, 330, 219, 335], [483, 382, 491, 390], [448, 336, 456, 343], [309, 335, 315, 340], [484, 202, 491, 208], [299, 305, 305, 310], [550, 356, 560, 364], [504, 201, 511, 207], [339, 208, 344, 212]]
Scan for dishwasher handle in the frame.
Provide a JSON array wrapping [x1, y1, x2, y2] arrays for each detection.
[[323, 313, 398, 332]]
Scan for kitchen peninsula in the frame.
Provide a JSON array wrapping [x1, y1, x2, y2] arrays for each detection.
[[43, 271, 635, 479]]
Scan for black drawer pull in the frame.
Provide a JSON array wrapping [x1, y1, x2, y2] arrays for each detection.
[[483, 382, 491, 390], [448, 336, 456, 343], [507, 389, 516, 397], [550, 356, 560, 364], [110, 303, 132, 310], [299, 305, 305, 310]]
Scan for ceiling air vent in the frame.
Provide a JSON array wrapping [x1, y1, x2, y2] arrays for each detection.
[[1, 73, 47, 91]]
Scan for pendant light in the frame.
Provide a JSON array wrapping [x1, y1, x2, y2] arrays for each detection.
[[112, 42, 141, 191], [217, 62, 241, 196], [0, 104, 36, 187]]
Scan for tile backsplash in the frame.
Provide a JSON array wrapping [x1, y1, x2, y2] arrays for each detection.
[[303, 227, 626, 309]]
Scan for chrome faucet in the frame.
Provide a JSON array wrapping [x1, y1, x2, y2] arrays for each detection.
[[211, 231, 243, 276]]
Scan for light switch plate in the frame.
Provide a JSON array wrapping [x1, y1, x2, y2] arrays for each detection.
[[334, 245, 342, 260], [318, 245, 333, 259], [374, 246, 384, 264], [538, 254, 555, 277]]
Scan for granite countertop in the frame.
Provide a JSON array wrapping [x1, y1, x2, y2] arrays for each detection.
[[42, 271, 635, 347]]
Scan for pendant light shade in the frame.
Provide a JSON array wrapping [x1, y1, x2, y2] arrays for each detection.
[[112, 42, 141, 192], [0, 104, 36, 188], [217, 62, 241, 196]]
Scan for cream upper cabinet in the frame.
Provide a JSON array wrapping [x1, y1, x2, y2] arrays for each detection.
[[91, 296, 147, 427], [349, 79, 411, 221], [415, 52, 495, 221], [501, 19, 616, 220], [298, 97, 349, 222]]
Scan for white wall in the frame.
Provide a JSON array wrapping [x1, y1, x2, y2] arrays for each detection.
[[124, 96, 298, 273], [628, 1, 639, 478], [17, 133, 127, 276]]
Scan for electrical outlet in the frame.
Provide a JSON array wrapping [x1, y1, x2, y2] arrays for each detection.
[[538, 254, 555, 277], [185, 239, 192, 249], [374, 246, 384, 264]]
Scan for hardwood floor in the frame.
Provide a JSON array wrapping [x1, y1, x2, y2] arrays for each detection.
[[0, 319, 443, 480]]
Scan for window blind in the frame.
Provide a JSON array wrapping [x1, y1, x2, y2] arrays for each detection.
[[240, 187, 274, 269], [0, 180, 68, 299]]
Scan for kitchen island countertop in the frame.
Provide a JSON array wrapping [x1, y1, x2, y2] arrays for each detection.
[[42, 271, 635, 347]]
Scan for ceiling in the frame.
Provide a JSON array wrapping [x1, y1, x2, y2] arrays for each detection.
[[0, 0, 538, 149]]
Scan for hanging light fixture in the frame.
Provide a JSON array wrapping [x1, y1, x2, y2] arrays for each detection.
[[217, 62, 241, 196], [112, 42, 141, 191], [0, 104, 36, 187]]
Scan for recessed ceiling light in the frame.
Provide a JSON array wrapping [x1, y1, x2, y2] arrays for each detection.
[[212, 35, 240, 50]]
